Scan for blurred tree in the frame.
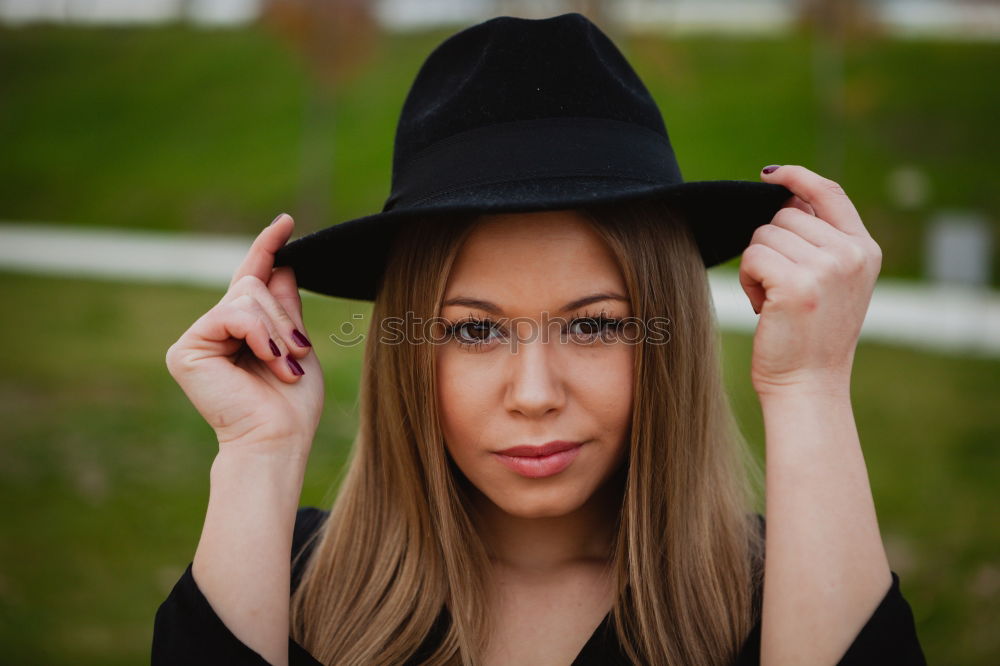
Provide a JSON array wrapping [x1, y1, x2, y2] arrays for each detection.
[[492, 0, 619, 41], [789, 0, 881, 183], [260, 0, 381, 229], [791, 0, 880, 37]]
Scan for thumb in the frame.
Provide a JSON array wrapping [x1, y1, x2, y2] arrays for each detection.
[[738, 262, 765, 315]]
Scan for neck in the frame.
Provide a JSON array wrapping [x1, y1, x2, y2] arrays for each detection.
[[469, 467, 624, 575]]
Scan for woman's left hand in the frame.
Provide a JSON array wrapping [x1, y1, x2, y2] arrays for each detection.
[[739, 164, 883, 396]]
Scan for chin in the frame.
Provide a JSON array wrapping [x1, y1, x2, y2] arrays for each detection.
[[490, 484, 588, 519]]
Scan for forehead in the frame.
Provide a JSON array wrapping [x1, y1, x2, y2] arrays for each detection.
[[443, 210, 626, 302]]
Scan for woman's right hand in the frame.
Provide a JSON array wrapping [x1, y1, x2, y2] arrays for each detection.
[[165, 214, 324, 458]]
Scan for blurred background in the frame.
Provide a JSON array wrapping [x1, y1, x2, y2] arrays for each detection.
[[1, 0, 997, 663]]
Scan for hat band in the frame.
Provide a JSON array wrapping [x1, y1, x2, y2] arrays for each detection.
[[382, 117, 683, 211]]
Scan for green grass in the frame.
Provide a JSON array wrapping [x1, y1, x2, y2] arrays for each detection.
[[1, 21, 999, 664], [0, 270, 998, 663], [1, 24, 998, 283], [0, 270, 368, 664]]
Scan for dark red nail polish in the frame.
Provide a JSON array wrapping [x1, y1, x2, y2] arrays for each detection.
[[291, 329, 312, 348], [762, 165, 781, 174], [286, 356, 304, 376], [268, 338, 280, 357]]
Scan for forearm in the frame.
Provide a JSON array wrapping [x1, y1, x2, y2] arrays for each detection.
[[759, 385, 892, 666], [193, 448, 308, 666]]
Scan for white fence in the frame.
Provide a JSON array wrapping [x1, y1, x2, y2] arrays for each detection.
[[2, 0, 999, 39], [3, 221, 998, 357]]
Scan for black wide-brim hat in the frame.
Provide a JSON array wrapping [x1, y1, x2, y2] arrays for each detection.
[[274, 12, 791, 301]]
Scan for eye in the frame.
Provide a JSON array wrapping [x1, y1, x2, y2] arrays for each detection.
[[447, 316, 505, 349], [567, 312, 621, 343]]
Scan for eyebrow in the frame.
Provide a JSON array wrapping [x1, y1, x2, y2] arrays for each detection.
[[442, 291, 629, 315]]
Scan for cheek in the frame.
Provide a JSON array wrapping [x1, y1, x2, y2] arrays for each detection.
[[435, 349, 493, 453], [570, 346, 634, 438]]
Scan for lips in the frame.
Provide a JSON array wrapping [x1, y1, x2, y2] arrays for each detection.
[[495, 440, 583, 457], [492, 441, 584, 478]]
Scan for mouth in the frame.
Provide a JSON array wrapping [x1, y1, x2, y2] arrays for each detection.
[[492, 440, 585, 478], [495, 440, 583, 457]]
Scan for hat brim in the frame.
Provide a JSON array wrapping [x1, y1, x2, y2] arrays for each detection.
[[273, 179, 792, 301]]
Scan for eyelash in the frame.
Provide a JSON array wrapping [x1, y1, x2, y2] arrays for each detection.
[[445, 309, 623, 350]]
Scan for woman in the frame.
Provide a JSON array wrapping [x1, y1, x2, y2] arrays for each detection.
[[153, 13, 925, 666]]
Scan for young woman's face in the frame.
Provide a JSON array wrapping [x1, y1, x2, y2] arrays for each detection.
[[436, 210, 633, 519]]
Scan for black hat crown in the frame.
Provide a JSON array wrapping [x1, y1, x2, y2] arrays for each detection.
[[274, 12, 791, 301], [391, 12, 669, 177], [382, 13, 684, 214]]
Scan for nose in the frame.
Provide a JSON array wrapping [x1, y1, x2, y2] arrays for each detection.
[[503, 325, 565, 418]]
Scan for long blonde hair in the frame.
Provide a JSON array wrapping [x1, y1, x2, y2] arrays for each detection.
[[289, 198, 765, 665]]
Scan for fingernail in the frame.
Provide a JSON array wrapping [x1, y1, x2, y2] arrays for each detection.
[[286, 356, 305, 376], [762, 165, 781, 175], [269, 213, 285, 226], [268, 338, 280, 357], [291, 329, 312, 348]]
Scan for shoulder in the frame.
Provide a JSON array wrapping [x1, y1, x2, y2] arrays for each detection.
[[754, 512, 766, 534], [749, 512, 766, 613], [291, 506, 329, 591], [293, 506, 328, 553], [750, 513, 766, 552]]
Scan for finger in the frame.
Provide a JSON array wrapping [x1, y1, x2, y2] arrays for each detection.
[[228, 213, 294, 290], [749, 222, 828, 265], [784, 193, 815, 216], [738, 242, 798, 314], [760, 165, 867, 237], [178, 295, 302, 382], [268, 266, 304, 331], [768, 207, 846, 248], [218, 295, 305, 381], [223, 275, 312, 359], [267, 266, 312, 353]]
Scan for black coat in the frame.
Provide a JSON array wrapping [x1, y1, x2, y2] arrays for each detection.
[[152, 507, 926, 665]]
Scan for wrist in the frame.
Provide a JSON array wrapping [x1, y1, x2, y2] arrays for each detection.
[[210, 446, 309, 495], [753, 368, 853, 401], [216, 431, 313, 463]]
